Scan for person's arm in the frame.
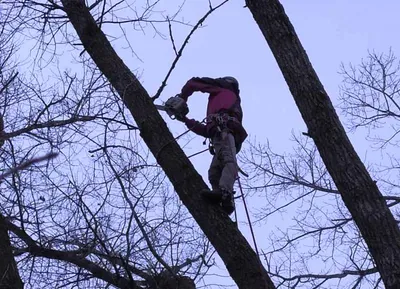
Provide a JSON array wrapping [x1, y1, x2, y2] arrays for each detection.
[[180, 77, 221, 101], [183, 118, 209, 138]]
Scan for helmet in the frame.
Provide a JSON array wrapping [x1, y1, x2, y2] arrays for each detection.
[[222, 76, 239, 89]]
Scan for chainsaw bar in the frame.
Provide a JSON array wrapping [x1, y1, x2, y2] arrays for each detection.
[[155, 96, 188, 120], [155, 104, 177, 119], [154, 104, 167, 111]]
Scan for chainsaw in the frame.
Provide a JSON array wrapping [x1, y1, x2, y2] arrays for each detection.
[[155, 95, 189, 120]]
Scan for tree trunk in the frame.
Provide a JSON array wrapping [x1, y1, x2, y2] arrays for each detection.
[[60, 1, 275, 288], [245, 0, 400, 287], [0, 215, 24, 289]]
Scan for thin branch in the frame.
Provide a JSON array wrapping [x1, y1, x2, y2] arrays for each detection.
[[271, 267, 377, 283], [0, 72, 19, 95], [104, 149, 176, 277], [152, 0, 230, 101], [0, 152, 58, 181], [173, 255, 203, 271], [5, 218, 139, 289], [89, 249, 153, 282], [0, 116, 96, 141], [167, 17, 178, 56], [265, 219, 351, 254]]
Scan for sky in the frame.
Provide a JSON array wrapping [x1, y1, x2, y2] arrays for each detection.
[[118, 0, 400, 154], [10, 0, 400, 288], [101, 0, 400, 287]]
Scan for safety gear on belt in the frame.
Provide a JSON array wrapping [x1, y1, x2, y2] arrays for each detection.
[[207, 113, 240, 129]]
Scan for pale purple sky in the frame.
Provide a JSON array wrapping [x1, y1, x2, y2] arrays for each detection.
[[14, 0, 400, 287], [112, 1, 400, 287]]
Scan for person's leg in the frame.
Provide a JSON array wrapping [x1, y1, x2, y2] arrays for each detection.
[[218, 131, 238, 193], [202, 152, 224, 203], [216, 130, 238, 214], [208, 153, 222, 191], [201, 131, 238, 215]]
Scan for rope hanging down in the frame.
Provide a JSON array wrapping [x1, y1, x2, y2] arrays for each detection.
[[236, 177, 261, 259], [173, 124, 261, 259]]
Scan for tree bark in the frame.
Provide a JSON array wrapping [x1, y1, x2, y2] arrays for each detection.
[[0, 215, 24, 289], [245, 0, 400, 287], [60, 1, 275, 288]]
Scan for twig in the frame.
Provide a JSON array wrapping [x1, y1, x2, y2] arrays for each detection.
[[88, 249, 153, 281], [0, 72, 19, 95], [172, 255, 203, 272], [265, 219, 350, 254], [167, 17, 178, 56], [0, 116, 96, 142], [302, 131, 312, 138], [89, 0, 103, 10], [0, 152, 58, 181], [152, 0, 230, 101]]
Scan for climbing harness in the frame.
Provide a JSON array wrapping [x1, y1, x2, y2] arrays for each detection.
[[207, 112, 240, 133]]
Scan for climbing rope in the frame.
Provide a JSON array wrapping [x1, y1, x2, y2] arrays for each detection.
[[185, 145, 262, 261], [187, 148, 209, 159], [236, 177, 261, 259], [174, 121, 261, 259], [155, 118, 206, 160]]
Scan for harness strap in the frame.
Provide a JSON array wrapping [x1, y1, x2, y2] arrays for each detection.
[[206, 113, 239, 125]]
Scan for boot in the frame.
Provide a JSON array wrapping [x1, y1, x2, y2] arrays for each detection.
[[221, 190, 235, 215], [201, 188, 223, 203]]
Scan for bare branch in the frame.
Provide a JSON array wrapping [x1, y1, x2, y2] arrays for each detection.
[[167, 17, 178, 56], [0, 152, 58, 182], [152, 0, 230, 101], [6, 219, 139, 289], [271, 267, 377, 284], [0, 72, 18, 95], [0, 116, 96, 141]]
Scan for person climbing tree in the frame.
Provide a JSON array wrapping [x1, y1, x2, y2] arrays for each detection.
[[176, 76, 248, 215]]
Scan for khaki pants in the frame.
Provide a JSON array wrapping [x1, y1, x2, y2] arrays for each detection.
[[208, 130, 238, 193]]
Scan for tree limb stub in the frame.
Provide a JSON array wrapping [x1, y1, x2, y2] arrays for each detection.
[[60, 1, 275, 288], [0, 215, 23, 289], [245, 0, 400, 287]]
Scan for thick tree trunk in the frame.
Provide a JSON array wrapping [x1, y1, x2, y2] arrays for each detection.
[[0, 215, 24, 289], [60, 1, 275, 288], [245, 0, 400, 287]]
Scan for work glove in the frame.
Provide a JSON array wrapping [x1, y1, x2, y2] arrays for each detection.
[[175, 114, 187, 122]]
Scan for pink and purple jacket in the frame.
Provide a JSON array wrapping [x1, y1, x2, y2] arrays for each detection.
[[180, 77, 248, 147]]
